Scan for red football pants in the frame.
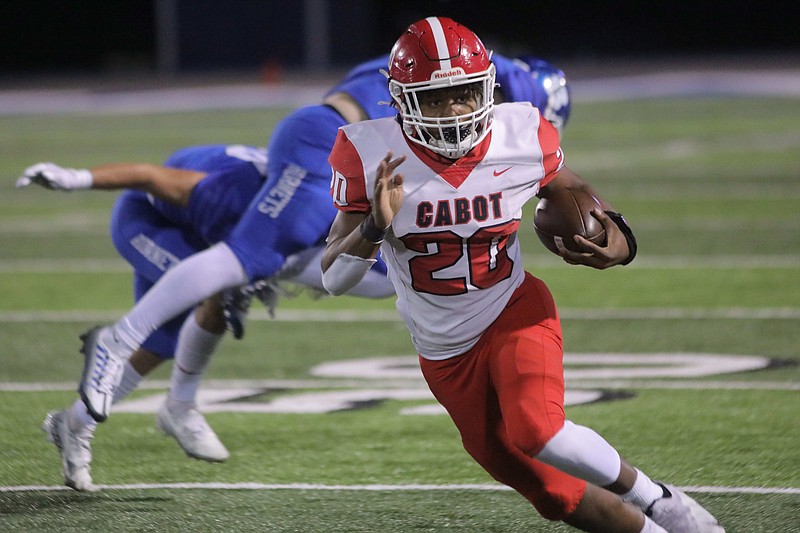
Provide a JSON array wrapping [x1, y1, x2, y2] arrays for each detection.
[[419, 272, 586, 520]]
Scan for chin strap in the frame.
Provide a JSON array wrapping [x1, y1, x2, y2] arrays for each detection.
[[604, 211, 637, 265]]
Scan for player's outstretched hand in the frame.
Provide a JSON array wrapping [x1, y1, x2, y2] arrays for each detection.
[[559, 209, 630, 270], [16, 163, 93, 191]]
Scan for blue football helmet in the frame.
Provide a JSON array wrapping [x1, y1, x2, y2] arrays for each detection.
[[494, 55, 571, 136]]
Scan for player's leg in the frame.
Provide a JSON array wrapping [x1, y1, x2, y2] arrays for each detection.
[[166, 295, 226, 404], [566, 484, 667, 532], [46, 272, 190, 491], [98, 273, 230, 462], [80, 191, 246, 422], [46, 335, 170, 491], [46, 192, 175, 488], [45, 192, 214, 490], [157, 295, 229, 462], [109, 199, 229, 461], [493, 273, 723, 531], [43, 344, 166, 492], [81, 242, 247, 421], [534, 420, 724, 530], [490, 273, 650, 491], [418, 346, 656, 532], [419, 349, 583, 518]]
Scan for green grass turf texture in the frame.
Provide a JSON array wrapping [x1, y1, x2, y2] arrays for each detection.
[[0, 96, 798, 532]]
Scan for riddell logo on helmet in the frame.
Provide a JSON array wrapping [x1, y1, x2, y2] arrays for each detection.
[[432, 68, 465, 80]]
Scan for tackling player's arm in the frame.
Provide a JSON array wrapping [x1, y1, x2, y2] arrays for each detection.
[[90, 164, 204, 206], [17, 161, 204, 207], [323, 91, 369, 124]]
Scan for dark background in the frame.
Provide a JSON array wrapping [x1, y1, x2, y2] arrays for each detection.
[[1, 0, 798, 78]]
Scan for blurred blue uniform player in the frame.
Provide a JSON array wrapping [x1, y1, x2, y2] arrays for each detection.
[[118, 145, 266, 360], [26, 142, 395, 490], [20, 53, 571, 491], [115, 143, 391, 358]]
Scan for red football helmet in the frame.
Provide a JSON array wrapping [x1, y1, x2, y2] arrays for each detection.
[[388, 17, 496, 159]]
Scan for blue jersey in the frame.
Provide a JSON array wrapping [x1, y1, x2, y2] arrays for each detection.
[[492, 54, 548, 108], [155, 144, 267, 245]]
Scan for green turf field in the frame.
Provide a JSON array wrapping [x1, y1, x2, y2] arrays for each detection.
[[0, 93, 798, 532]]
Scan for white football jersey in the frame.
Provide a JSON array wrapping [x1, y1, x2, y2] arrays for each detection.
[[329, 102, 564, 359]]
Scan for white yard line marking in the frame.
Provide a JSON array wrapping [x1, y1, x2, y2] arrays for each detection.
[[3, 379, 798, 393], [1, 482, 797, 495]]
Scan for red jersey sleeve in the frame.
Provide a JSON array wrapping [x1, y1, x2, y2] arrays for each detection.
[[328, 129, 371, 213], [536, 113, 565, 188]]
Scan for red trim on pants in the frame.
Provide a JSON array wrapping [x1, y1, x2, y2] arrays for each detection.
[[419, 272, 586, 520]]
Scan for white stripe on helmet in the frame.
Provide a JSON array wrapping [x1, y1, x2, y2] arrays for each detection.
[[425, 17, 452, 70]]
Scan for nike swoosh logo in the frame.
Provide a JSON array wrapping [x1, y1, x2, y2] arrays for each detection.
[[493, 166, 513, 177]]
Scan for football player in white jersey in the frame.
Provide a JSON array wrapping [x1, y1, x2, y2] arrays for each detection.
[[20, 48, 575, 492], [322, 16, 724, 533]]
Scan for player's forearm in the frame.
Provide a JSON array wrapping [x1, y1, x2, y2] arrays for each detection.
[[321, 212, 383, 296], [91, 164, 202, 206], [89, 163, 159, 190], [325, 225, 383, 264], [321, 212, 381, 271]]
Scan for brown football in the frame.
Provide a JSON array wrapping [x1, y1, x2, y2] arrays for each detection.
[[533, 187, 607, 255]]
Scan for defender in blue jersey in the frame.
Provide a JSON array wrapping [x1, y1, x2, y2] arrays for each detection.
[[114, 143, 393, 354], [19, 53, 572, 491], [23, 143, 393, 487]]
